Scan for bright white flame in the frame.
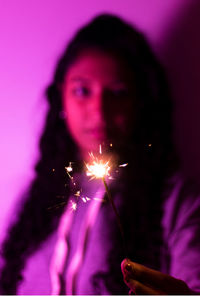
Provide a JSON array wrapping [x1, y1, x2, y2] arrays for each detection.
[[86, 160, 110, 179]]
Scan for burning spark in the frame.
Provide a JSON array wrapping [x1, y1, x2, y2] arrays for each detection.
[[88, 152, 95, 160], [119, 163, 128, 167], [81, 196, 91, 203], [66, 166, 72, 172], [65, 164, 73, 180], [70, 200, 77, 211], [74, 190, 81, 197], [99, 144, 102, 155], [65, 162, 73, 172], [86, 145, 110, 179], [86, 160, 110, 179]]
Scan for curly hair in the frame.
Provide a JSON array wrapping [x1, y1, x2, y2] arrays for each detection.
[[0, 13, 178, 294]]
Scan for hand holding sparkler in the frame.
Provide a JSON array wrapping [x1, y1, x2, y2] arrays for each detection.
[[121, 259, 191, 295]]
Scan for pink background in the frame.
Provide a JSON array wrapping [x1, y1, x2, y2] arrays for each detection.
[[1, 0, 200, 243]]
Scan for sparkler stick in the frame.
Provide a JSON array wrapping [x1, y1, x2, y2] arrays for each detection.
[[86, 146, 127, 256], [102, 177, 127, 256]]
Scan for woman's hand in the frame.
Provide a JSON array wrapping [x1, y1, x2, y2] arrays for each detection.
[[121, 258, 191, 295]]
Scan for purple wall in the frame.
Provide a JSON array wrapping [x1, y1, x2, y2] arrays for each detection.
[[1, 0, 199, 242]]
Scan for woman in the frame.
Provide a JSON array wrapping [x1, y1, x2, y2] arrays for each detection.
[[0, 13, 200, 294]]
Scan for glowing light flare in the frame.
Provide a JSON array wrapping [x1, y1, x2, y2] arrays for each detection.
[[86, 160, 111, 179], [119, 163, 128, 167], [74, 190, 81, 197], [70, 200, 77, 211], [81, 196, 91, 203], [66, 166, 72, 172], [65, 162, 73, 172], [65, 165, 73, 180], [99, 144, 102, 155]]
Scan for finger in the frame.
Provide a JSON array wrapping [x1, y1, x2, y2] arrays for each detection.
[[124, 278, 164, 295], [121, 259, 190, 294]]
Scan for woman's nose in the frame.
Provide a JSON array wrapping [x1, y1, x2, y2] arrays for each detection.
[[90, 91, 107, 119]]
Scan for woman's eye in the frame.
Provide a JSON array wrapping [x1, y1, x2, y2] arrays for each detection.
[[72, 86, 90, 98], [109, 88, 129, 99]]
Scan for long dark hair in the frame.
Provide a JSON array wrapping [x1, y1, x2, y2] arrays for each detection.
[[0, 13, 178, 294]]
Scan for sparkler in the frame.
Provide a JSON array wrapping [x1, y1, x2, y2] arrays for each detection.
[[64, 146, 127, 254], [85, 145, 127, 256]]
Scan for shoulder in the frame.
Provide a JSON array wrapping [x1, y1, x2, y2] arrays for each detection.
[[162, 171, 200, 238], [161, 173, 200, 291]]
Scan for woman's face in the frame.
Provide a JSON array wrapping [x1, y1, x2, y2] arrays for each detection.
[[62, 49, 136, 160]]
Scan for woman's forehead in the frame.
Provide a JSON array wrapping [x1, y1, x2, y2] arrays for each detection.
[[64, 48, 135, 85]]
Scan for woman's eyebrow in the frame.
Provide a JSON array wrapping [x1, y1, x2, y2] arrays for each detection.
[[69, 76, 91, 83], [69, 76, 129, 86]]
